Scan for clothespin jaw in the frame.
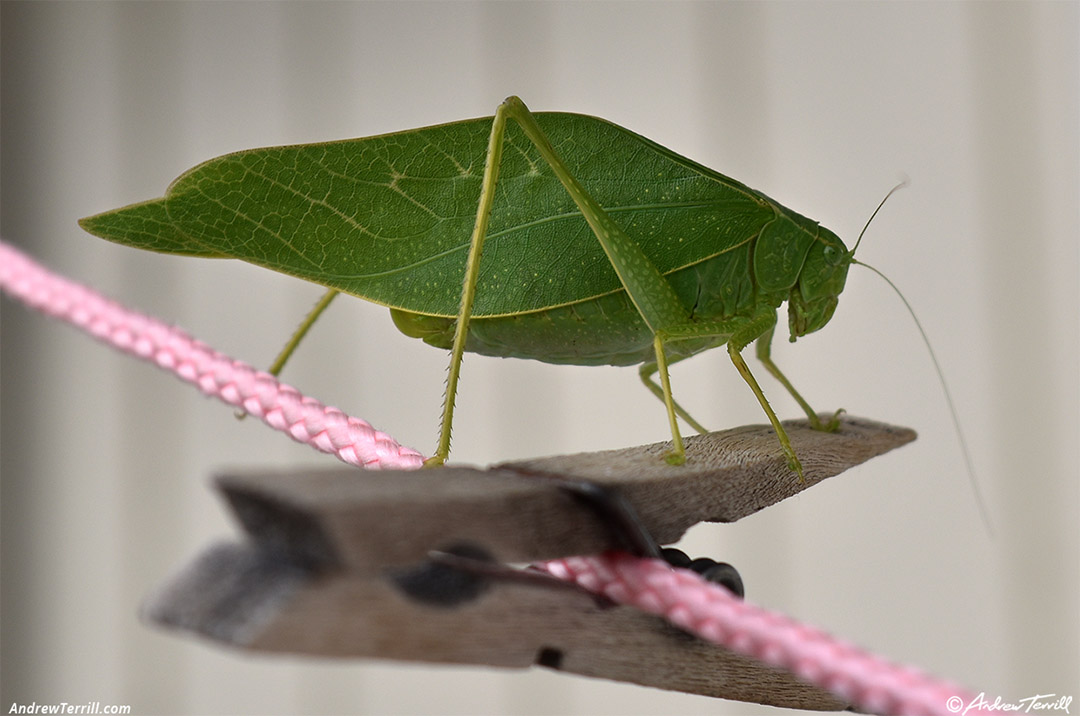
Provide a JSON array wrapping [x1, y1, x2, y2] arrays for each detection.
[[144, 416, 914, 710]]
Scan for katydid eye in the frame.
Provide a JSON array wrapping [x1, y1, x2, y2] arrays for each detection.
[[823, 244, 842, 265]]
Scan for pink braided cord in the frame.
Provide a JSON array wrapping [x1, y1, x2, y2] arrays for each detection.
[[1, 239, 980, 715], [0, 241, 424, 470], [543, 553, 976, 716]]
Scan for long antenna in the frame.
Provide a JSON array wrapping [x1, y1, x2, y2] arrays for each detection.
[[852, 258, 995, 536], [851, 178, 908, 256]]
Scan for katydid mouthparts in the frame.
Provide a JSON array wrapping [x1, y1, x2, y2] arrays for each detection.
[[79, 96, 988, 527]]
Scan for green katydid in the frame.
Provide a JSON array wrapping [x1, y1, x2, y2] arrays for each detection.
[[77, 96, 963, 489]]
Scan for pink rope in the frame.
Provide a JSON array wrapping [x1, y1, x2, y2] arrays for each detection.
[[0, 239, 978, 715], [0, 241, 425, 470], [543, 554, 975, 716]]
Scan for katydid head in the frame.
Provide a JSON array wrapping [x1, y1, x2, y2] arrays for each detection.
[[787, 180, 909, 340], [787, 226, 851, 340]]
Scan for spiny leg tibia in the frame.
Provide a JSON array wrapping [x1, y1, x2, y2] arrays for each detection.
[[425, 99, 513, 467], [754, 323, 843, 432]]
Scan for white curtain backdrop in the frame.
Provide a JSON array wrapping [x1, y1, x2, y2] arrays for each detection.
[[2, 2, 1077, 714]]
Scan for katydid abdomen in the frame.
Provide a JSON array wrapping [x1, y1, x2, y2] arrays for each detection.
[[390, 236, 769, 367], [391, 284, 732, 367]]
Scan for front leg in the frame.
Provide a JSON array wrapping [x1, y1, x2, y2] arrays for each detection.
[[755, 323, 843, 432], [657, 309, 805, 481]]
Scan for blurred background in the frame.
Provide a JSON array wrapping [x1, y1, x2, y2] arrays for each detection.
[[2, 2, 1076, 714]]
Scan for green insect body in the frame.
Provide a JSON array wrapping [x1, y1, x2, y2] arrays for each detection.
[[391, 206, 847, 368], [79, 96, 855, 477]]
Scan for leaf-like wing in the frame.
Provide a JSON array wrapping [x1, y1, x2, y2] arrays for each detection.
[[83, 113, 779, 316], [79, 197, 227, 258]]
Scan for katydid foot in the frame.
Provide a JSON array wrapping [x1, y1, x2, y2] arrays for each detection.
[[809, 408, 846, 432], [664, 450, 687, 466]]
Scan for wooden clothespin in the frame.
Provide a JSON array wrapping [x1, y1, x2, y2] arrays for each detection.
[[144, 416, 914, 711]]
